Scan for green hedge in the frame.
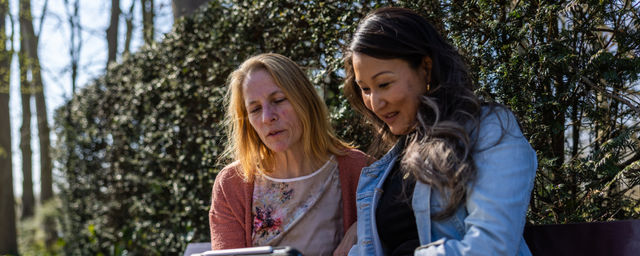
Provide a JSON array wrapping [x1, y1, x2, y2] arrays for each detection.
[[54, 1, 640, 255]]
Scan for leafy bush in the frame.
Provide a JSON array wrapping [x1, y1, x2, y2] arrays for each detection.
[[442, 0, 640, 223], [17, 199, 64, 256], [54, 0, 640, 255], [54, 1, 380, 254]]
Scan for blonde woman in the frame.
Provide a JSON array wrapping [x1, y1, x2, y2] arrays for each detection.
[[209, 53, 369, 255]]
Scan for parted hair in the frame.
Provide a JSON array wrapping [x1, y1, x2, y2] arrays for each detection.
[[224, 53, 350, 181], [344, 7, 485, 219]]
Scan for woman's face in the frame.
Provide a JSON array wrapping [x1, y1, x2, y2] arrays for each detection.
[[351, 53, 429, 135], [243, 69, 303, 154]]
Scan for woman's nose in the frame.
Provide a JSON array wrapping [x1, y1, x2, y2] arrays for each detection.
[[370, 92, 386, 113], [262, 105, 278, 123]]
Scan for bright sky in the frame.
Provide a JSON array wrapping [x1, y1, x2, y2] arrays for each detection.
[[8, 0, 174, 198]]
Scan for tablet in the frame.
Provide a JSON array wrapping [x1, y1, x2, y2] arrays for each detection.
[[192, 246, 302, 256]]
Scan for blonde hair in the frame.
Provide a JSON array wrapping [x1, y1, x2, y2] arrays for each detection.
[[223, 53, 350, 181]]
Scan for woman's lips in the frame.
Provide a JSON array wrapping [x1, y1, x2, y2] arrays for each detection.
[[267, 130, 284, 137], [381, 111, 399, 124]]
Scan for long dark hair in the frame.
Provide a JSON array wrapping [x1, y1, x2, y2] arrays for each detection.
[[344, 7, 483, 219]]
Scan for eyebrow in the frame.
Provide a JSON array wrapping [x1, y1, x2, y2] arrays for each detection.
[[246, 90, 284, 106], [355, 71, 393, 84]]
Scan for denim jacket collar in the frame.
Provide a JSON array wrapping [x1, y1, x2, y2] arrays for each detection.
[[363, 139, 404, 172], [355, 139, 414, 256]]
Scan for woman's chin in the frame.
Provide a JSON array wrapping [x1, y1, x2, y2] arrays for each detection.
[[389, 125, 414, 136]]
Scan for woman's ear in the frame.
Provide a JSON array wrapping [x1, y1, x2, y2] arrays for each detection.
[[421, 56, 433, 83]]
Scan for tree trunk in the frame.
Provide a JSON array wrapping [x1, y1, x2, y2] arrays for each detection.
[[106, 0, 120, 66], [547, 13, 565, 168], [34, 75, 52, 206], [571, 97, 580, 158], [0, 99, 18, 252], [0, 0, 18, 253], [20, 82, 35, 218], [594, 92, 603, 152], [171, 0, 209, 20], [20, 0, 57, 247], [123, 1, 135, 55], [141, 0, 154, 45], [65, 0, 80, 94], [18, 0, 35, 220], [35, 65, 56, 248]]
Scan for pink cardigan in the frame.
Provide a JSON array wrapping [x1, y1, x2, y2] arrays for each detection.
[[209, 148, 370, 249]]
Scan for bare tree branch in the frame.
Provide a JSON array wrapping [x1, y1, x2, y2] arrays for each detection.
[[8, 5, 15, 54], [35, 0, 49, 42], [581, 76, 640, 114], [63, 0, 81, 93]]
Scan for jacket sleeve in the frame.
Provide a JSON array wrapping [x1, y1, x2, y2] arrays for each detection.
[[209, 169, 248, 250], [415, 109, 537, 255]]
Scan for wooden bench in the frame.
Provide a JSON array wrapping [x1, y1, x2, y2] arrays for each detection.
[[185, 220, 640, 255], [523, 219, 640, 256]]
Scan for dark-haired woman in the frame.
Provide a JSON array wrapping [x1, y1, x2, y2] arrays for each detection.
[[343, 7, 537, 255]]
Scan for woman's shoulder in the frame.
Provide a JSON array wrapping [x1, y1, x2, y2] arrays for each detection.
[[478, 105, 519, 128], [211, 162, 253, 208], [476, 105, 523, 136], [214, 162, 250, 188], [336, 147, 374, 166], [470, 105, 529, 150], [471, 105, 537, 158]]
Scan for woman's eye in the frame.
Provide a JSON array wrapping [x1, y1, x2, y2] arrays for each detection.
[[378, 82, 390, 88], [274, 98, 286, 104], [360, 87, 371, 95], [249, 106, 261, 113]]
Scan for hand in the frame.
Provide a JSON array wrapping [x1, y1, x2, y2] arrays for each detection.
[[333, 222, 358, 256]]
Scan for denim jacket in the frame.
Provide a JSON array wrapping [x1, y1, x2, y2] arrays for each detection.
[[349, 107, 537, 256]]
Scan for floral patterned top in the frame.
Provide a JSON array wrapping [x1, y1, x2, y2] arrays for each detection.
[[252, 155, 343, 255]]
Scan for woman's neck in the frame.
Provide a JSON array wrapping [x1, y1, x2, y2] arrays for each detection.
[[269, 149, 329, 179]]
